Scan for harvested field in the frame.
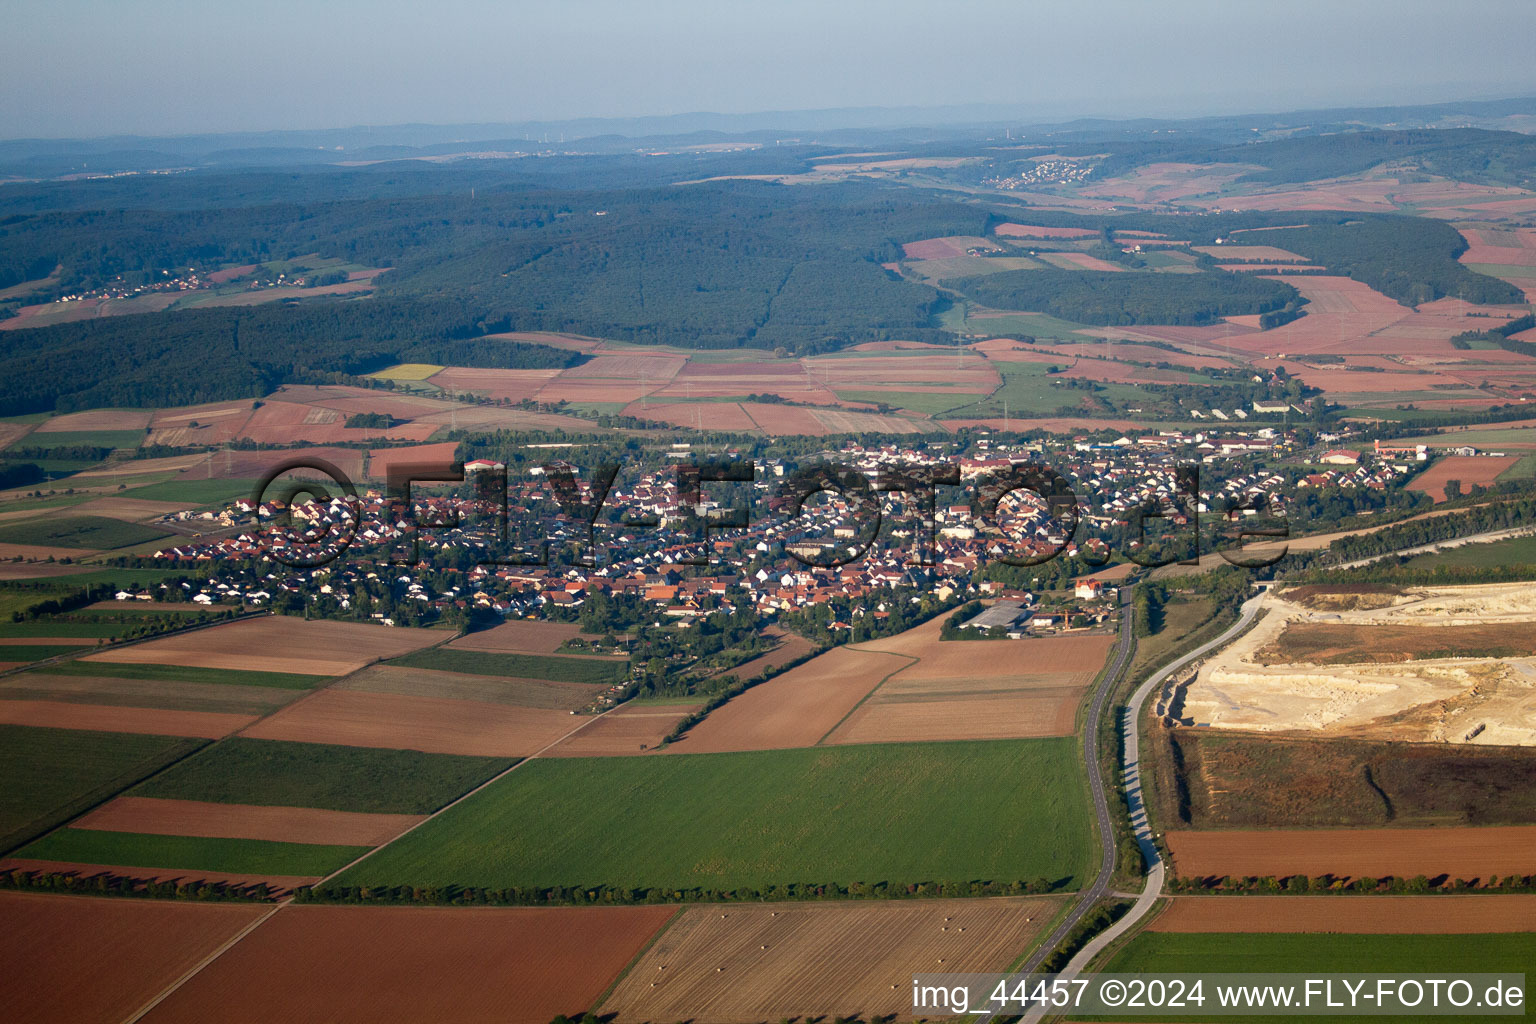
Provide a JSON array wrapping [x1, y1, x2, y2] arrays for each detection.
[[184, 446, 364, 481], [1409, 456, 1522, 502], [338, 664, 600, 710], [1164, 825, 1536, 880], [74, 796, 425, 847], [823, 622, 1112, 744], [563, 353, 687, 380], [1217, 263, 1327, 272], [0, 541, 102, 560], [82, 616, 441, 677], [68, 496, 188, 521], [1151, 895, 1536, 933], [740, 402, 830, 434], [0, 891, 267, 1024], [809, 408, 926, 434], [0, 858, 321, 894], [410, 404, 599, 433], [545, 702, 700, 757], [0, 700, 255, 738], [238, 688, 581, 756], [603, 897, 1059, 1023], [902, 235, 1000, 259], [141, 904, 677, 1024], [670, 646, 907, 753], [33, 408, 155, 433], [427, 366, 563, 402]]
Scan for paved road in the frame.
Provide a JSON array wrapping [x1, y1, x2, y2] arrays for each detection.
[[998, 584, 1137, 990], [1016, 590, 1267, 1023]]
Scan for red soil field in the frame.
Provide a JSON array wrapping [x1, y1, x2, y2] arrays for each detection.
[[627, 401, 763, 432], [0, 891, 267, 1024], [364, 441, 462, 480], [1408, 456, 1521, 502], [1151, 895, 1536, 934], [75, 797, 425, 846], [141, 904, 678, 1024], [83, 615, 440, 677], [147, 400, 259, 445], [901, 235, 999, 259], [447, 620, 585, 654], [0, 699, 255, 738], [741, 403, 834, 435], [544, 702, 701, 756], [563, 353, 688, 380], [1164, 825, 1536, 879], [239, 688, 580, 756], [410, 404, 599, 433], [205, 263, 257, 283], [33, 408, 155, 432], [272, 384, 459, 418], [0, 858, 319, 894], [675, 360, 801, 378], [671, 646, 908, 753], [427, 367, 562, 402], [1217, 263, 1327, 273], [237, 400, 440, 445], [187, 446, 366, 482], [536, 380, 662, 403], [996, 223, 1098, 239]]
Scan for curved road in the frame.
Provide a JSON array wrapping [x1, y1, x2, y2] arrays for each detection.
[[1011, 589, 1267, 1024]]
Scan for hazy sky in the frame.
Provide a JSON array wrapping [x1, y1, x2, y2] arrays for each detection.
[[5, 0, 1536, 139]]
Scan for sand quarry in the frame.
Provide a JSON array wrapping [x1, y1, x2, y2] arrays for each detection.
[[1179, 583, 1536, 745]]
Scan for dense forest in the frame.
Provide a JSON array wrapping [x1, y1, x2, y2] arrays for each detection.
[[948, 268, 1299, 326]]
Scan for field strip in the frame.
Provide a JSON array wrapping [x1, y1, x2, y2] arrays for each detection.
[[120, 900, 286, 1024], [0, 609, 271, 682], [812, 650, 916, 745], [310, 701, 623, 885], [115, 693, 623, 1023]]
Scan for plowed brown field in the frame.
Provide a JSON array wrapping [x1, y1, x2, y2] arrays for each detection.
[[338, 664, 599, 710], [1409, 457, 1522, 502], [1165, 826, 1536, 879], [446, 620, 584, 654], [0, 699, 255, 738], [668, 646, 906, 753], [75, 797, 424, 846], [141, 904, 677, 1024], [602, 897, 1059, 1023], [823, 621, 1128, 744], [83, 616, 441, 677], [239, 688, 579, 756], [0, 891, 267, 1024], [545, 703, 701, 756], [1151, 895, 1536, 933]]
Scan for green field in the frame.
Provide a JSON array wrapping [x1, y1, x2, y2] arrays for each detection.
[[35, 660, 318, 689], [5, 430, 146, 450], [133, 738, 513, 814], [0, 622, 125, 638], [389, 648, 629, 685], [1396, 427, 1536, 447], [0, 725, 201, 853], [0, 643, 95, 662], [1465, 262, 1536, 279], [16, 828, 367, 877], [0, 515, 171, 550], [1076, 931, 1536, 1023], [834, 389, 979, 416], [1496, 454, 1536, 481], [1404, 533, 1536, 569], [335, 738, 1094, 892], [120, 478, 260, 505]]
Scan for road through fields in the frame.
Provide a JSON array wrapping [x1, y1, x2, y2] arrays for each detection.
[[1014, 590, 1266, 1024]]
